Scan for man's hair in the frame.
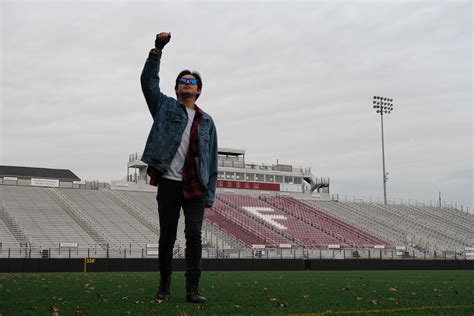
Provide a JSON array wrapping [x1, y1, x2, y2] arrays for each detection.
[[175, 70, 203, 100]]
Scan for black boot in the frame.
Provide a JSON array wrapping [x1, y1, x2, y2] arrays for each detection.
[[186, 279, 207, 304], [186, 287, 207, 304], [156, 274, 171, 301]]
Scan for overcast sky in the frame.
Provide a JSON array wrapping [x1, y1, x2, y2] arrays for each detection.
[[1, 0, 472, 211]]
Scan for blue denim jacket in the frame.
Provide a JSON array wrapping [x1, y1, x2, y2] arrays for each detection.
[[140, 50, 218, 207]]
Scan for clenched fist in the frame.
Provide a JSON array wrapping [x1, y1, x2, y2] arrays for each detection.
[[155, 32, 171, 50]]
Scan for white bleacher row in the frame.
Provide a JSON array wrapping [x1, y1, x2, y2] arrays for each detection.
[[0, 186, 97, 248], [305, 200, 407, 246], [303, 200, 473, 251], [0, 209, 19, 245], [383, 204, 472, 247], [0, 186, 219, 250]]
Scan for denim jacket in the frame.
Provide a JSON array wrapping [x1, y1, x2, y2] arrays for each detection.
[[140, 50, 218, 207]]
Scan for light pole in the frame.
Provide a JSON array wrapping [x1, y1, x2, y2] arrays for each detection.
[[373, 96, 394, 205]]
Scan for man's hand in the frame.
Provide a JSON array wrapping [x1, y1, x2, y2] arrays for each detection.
[[155, 32, 171, 50]]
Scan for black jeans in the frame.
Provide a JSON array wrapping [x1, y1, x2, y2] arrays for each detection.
[[157, 177, 205, 284]]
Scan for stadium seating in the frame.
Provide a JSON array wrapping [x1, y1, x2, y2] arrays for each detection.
[[0, 185, 471, 253], [303, 200, 473, 252], [217, 194, 349, 248], [263, 196, 389, 248], [0, 186, 97, 248], [211, 199, 293, 247]]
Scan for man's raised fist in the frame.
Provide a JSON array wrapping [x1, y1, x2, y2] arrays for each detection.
[[155, 32, 171, 50]]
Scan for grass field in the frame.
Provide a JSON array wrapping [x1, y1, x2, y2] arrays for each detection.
[[0, 270, 473, 315]]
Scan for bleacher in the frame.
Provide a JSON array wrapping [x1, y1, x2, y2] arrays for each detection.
[[217, 194, 344, 248], [303, 200, 473, 251], [0, 185, 471, 253], [0, 186, 97, 248], [263, 196, 388, 248]]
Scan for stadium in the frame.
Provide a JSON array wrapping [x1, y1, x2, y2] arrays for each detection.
[[1, 149, 473, 315], [1, 1, 473, 315]]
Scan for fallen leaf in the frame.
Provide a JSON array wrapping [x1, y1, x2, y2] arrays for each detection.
[[233, 305, 241, 308], [121, 296, 129, 300], [275, 301, 286, 308], [388, 287, 398, 292], [342, 287, 351, 291], [352, 294, 363, 300], [368, 300, 379, 305], [72, 306, 84, 315], [303, 294, 310, 298], [48, 305, 60, 316]]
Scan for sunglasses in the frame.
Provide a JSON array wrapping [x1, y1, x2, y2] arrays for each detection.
[[178, 78, 198, 85]]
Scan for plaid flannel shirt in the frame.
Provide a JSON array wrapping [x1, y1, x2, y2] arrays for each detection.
[[147, 105, 206, 200]]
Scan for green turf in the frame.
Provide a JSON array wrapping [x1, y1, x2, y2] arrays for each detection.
[[0, 270, 473, 315]]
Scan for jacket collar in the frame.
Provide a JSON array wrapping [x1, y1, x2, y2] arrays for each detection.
[[179, 102, 210, 121]]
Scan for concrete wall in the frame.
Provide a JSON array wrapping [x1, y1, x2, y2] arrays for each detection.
[[1, 258, 473, 273]]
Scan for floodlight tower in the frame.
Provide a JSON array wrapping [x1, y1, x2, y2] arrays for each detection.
[[372, 96, 394, 205]]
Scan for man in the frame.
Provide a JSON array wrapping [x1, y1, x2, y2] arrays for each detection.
[[140, 32, 218, 304]]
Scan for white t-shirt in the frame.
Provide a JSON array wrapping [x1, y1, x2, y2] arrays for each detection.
[[162, 107, 196, 181]]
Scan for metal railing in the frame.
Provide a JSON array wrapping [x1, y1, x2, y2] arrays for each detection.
[[0, 243, 472, 260]]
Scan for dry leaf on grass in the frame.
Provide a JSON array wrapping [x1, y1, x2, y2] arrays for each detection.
[[48, 305, 60, 316], [72, 306, 84, 316], [368, 300, 379, 305], [388, 287, 398, 292], [352, 294, 363, 300]]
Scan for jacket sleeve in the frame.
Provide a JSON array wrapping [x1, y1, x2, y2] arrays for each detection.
[[205, 122, 218, 208], [140, 50, 174, 118]]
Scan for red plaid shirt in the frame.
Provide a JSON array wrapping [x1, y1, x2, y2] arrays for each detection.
[[147, 104, 206, 200]]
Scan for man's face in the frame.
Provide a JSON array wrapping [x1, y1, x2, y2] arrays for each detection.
[[176, 74, 201, 100]]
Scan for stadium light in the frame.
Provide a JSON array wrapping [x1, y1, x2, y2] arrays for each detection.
[[372, 95, 394, 205]]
